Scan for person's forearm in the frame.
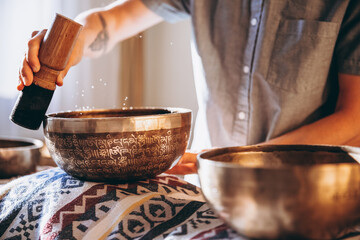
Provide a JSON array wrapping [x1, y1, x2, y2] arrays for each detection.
[[266, 74, 360, 147], [75, 0, 162, 58], [265, 110, 360, 146]]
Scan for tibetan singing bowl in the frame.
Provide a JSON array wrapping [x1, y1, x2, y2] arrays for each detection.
[[197, 145, 360, 240], [0, 136, 43, 178], [43, 107, 191, 182]]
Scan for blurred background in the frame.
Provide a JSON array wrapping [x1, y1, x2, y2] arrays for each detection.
[[0, 0, 197, 140]]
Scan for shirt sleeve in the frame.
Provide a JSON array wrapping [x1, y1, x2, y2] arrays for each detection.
[[335, 0, 360, 76], [141, 0, 190, 23]]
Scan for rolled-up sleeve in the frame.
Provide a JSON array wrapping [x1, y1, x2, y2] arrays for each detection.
[[141, 0, 190, 23], [335, 0, 360, 75]]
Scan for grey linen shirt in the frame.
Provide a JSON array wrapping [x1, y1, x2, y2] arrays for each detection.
[[141, 0, 360, 150]]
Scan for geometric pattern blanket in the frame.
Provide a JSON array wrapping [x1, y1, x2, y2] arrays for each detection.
[[0, 168, 244, 240]]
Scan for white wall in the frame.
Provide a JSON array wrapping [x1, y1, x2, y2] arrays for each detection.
[[143, 20, 198, 121]]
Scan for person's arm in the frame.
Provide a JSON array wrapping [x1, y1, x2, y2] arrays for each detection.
[[168, 73, 360, 175], [266, 73, 360, 146], [18, 0, 163, 90]]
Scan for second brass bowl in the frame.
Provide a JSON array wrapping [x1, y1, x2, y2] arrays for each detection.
[[0, 136, 43, 178], [43, 107, 191, 182], [198, 145, 360, 240]]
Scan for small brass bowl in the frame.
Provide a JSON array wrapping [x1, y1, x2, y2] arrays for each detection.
[[43, 107, 191, 182], [0, 136, 43, 178], [197, 145, 360, 240]]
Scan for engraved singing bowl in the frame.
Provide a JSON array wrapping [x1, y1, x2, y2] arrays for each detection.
[[0, 136, 43, 178], [43, 107, 191, 182], [197, 145, 360, 240]]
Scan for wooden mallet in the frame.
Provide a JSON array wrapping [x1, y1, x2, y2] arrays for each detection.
[[10, 13, 82, 130]]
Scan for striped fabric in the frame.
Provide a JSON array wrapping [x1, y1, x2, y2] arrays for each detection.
[[0, 168, 243, 240]]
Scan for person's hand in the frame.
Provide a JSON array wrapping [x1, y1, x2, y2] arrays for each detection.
[[166, 151, 198, 175], [18, 28, 85, 91]]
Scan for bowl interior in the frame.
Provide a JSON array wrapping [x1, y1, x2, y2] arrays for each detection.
[[199, 145, 360, 168], [0, 139, 34, 148], [47, 108, 173, 119], [0, 137, 43, 150]]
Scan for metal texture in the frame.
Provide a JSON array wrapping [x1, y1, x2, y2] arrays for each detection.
[[0, 136, 43, 178], [43, 107, 192, 182], [197, 145, 360, 240]]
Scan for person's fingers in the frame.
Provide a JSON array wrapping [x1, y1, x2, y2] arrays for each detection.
[[17, 70, 24, 91], [165, 163, 197, 175], [31, 30, 39, 38], [178, 152, 198, 164], [56, 72, 64, 87], [26, 29, 47, 73], [165, 150, 212, 175], [20, 57, 34, 86], [56, 63, 72, 86], [165, 152, 198, 175]]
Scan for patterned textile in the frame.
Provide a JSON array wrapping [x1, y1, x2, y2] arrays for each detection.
[[0, 168, 244, 240]]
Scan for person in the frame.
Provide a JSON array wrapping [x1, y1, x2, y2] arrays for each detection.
[[18, 0, 360, 175]]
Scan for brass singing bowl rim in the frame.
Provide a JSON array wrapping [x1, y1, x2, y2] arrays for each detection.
[[0, 136, 43, 151], [44, 107, 192, 133], [198, 144, 360, 170]]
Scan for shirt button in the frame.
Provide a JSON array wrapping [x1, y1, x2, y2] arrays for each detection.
[[250, 18, 258, 26], [238, 112, 246, 120], [243, 65, 250, 74]]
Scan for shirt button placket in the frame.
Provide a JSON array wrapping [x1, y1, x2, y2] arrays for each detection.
[[243, 18, 259, 77], [234, 1, 263, 145]]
